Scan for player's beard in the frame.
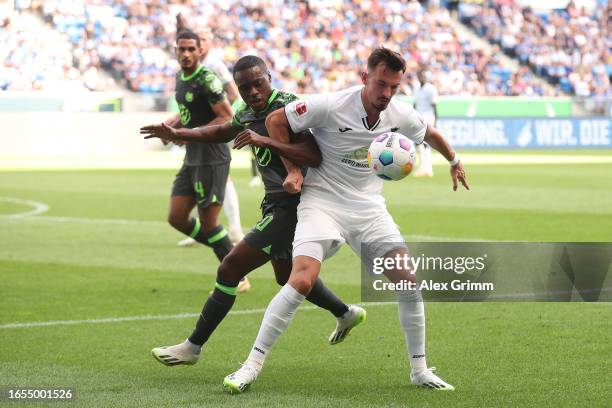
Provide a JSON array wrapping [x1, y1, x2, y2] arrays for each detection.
[[374, 98, 390, 111], [181, 58, 195, 71]]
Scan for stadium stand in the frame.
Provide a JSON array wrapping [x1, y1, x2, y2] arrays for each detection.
[[2, 0, 609, 103], [0, 8, 110, 91], [459, 0, 610, 100]]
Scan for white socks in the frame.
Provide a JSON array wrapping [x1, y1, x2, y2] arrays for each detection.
[[224, 178, 242, 234], [397, 289, 427, 373], [246, 284, 305, 367]]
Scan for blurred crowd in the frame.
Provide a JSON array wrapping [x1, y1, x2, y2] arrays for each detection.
[[0, 9, 110, 91], [459, 0, 611, 99], [2, 0, 609, 100]]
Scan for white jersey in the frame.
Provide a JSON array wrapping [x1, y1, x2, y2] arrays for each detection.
[[413, 82, 438, 126], [285, 85, 426, 210], [202, 53, 233, 85]]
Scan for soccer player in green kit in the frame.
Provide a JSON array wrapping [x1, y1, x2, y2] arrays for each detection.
[[160, 30, 235, 263], [141, 55, 365, 366]]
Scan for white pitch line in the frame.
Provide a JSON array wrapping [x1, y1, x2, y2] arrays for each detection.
[[1, 212, 491, 241], [0, 197, 50, 218], [0, 303, 395, 330], [2, 214, 164, 226]]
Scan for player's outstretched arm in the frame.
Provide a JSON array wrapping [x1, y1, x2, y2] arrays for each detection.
[[233, 129, 322, 168], [423, 125, 469, 191], [141, 99, 235, 143], [140, 121, 238, 143], [265, 108, 304, 193]]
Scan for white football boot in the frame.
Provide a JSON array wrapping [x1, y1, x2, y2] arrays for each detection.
[[151, 340, 200, 366], [410, 367, 455, 390], [237, 277, 251, 294], [223, 362, 261, 394], [177, 237, 198, 247], [328, 305, 366, 345]]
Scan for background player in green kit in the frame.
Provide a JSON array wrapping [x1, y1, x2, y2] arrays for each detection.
[[140, 55, 365, 366], [160, 30, 235, 264]]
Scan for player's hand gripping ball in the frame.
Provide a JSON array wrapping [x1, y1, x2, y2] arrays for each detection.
[[367, 132, 417, 181]]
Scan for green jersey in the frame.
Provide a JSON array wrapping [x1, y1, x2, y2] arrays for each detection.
[[231, 89, 307, 195], [175, 65, 230, 166]]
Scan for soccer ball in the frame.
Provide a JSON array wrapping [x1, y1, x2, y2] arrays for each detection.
[[367, 132, 417, 181]]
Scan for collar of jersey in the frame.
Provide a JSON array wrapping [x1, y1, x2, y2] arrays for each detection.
[[181, 65, 204, 82], [253, 89, 279, 112]]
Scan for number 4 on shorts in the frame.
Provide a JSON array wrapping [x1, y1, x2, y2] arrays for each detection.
[[195, 181, 205, 202]]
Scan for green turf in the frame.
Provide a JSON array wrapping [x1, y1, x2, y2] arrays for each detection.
[[1, 162, 611, 407]]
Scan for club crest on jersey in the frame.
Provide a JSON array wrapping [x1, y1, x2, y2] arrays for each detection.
[[295, 102, 307, 116], [185, 92, 194, 102]]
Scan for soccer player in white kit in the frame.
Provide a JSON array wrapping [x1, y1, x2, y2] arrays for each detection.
[[413, 70, 438, 177], [223, 47, 469, 393]]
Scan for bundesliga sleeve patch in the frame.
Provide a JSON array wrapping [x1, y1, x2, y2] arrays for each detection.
[[295, 102, 307, 116]]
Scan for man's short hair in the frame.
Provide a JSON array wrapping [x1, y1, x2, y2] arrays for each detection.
[[176, 30, 200, 47], [232, 55, 268, 76], [367, 47, 406, 73]]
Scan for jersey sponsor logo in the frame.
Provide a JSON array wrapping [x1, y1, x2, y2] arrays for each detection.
[[339, 127, 353, 133], [340, 146, 370, 168], [295, 102, 307, 116], [185, 91, 194, 102]]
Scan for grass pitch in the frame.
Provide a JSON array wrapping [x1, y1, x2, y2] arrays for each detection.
[[1, 153, 611, 407]]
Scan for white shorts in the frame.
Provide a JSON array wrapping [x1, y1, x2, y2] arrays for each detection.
[[292, 200, 407, 264]]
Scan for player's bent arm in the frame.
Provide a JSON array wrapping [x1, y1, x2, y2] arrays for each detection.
[[423, 125, 456, 162], [265, 107, 304, 193], [424, 125, 469, 191], [209, 99, 234, 126], [265, 107, 301, 168], [265, 108, 292, 144], [265, 132, 322, 168]]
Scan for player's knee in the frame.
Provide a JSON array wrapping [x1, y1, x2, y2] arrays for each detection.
[[288, 256, 320, 294], [288, 273, 314, 295], [216, 252, 242, 285], [167, 213, 187, 232], [287, 265, 317, 295]]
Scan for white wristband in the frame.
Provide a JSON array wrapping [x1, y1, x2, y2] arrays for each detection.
[[449, 154, 460, 167]]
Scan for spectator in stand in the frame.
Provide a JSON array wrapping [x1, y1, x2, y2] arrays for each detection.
[[461, 0, 610, 101], [1, 9, 110, 91], [7, 0, 609, 102]]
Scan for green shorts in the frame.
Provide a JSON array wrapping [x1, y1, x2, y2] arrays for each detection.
[[243, 193, 300, 260], [171, 163, 230, 208]]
